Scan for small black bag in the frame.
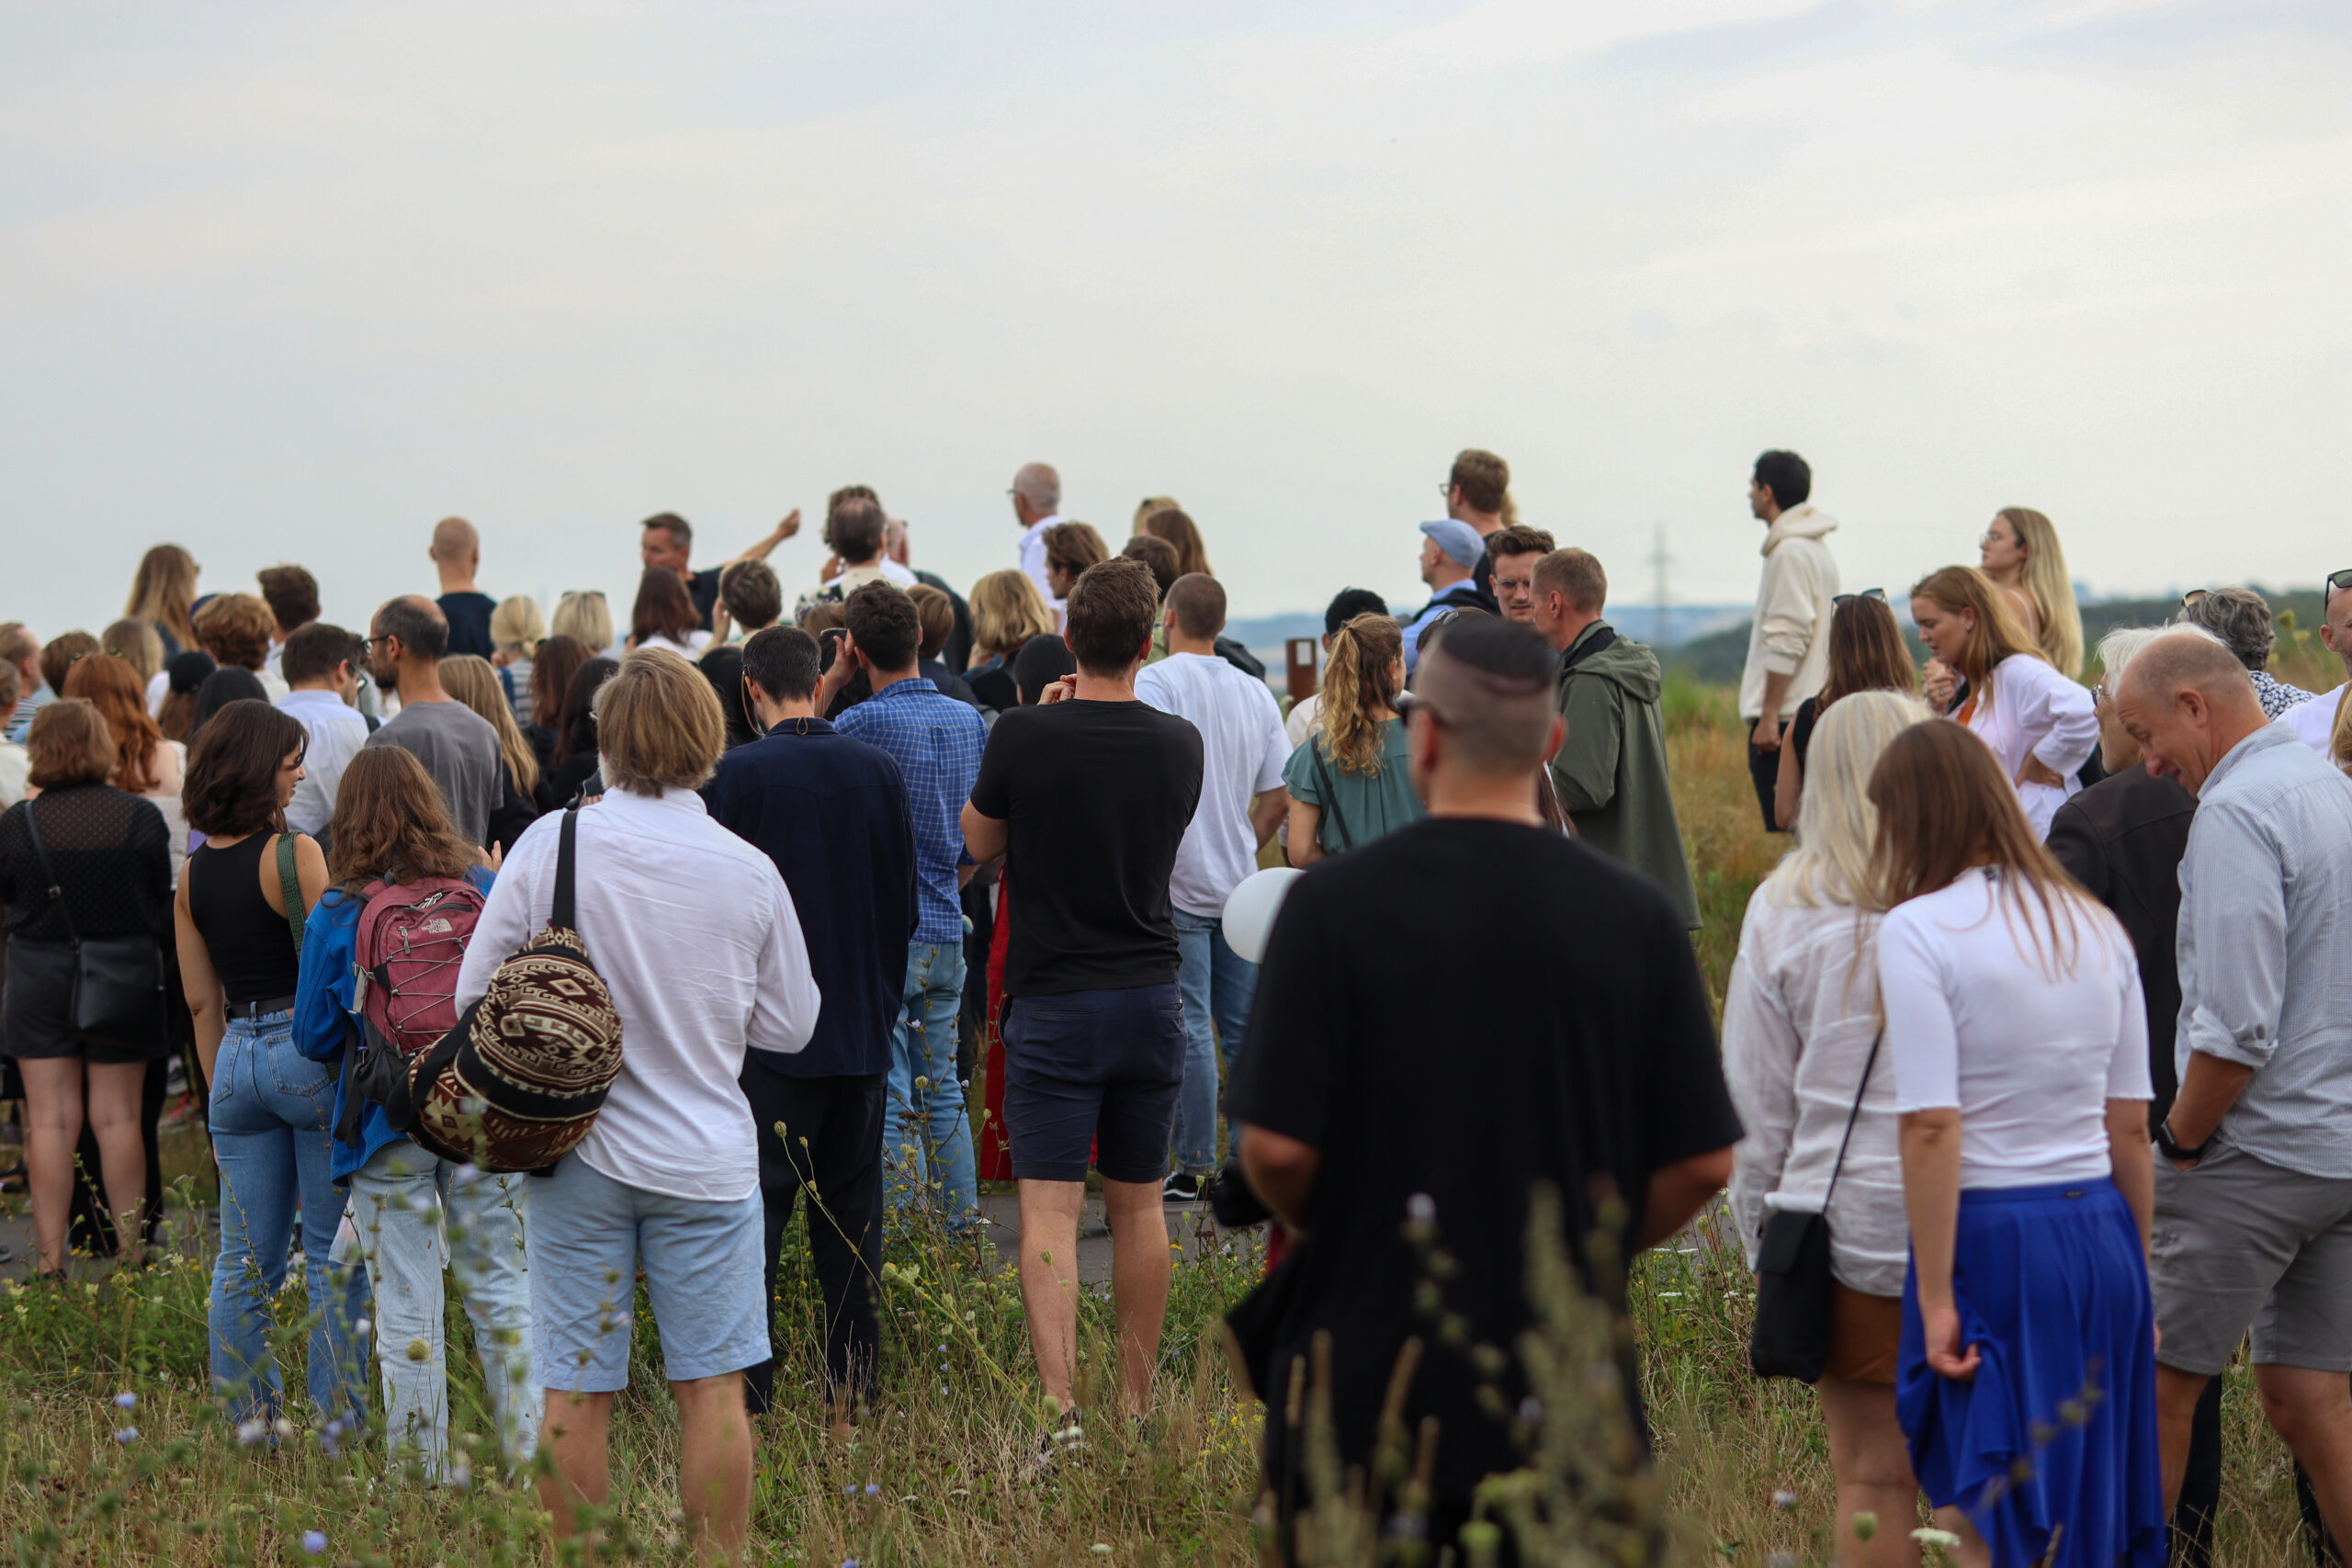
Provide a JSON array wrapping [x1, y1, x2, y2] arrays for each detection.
[[1749, 1028, 1882, 1383], [19, 796, 164, 1054]]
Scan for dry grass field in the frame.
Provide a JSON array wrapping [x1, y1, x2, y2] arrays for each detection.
[[0, 682, 2323, 1564]]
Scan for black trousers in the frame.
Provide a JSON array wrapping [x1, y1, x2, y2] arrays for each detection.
[[1747, 732, 1786, 833], [738, 1065, 886, 1418]]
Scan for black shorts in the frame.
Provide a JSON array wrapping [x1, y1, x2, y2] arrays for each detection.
[[3, 939, 173, 1065], [1001, 984, 1185, 1184]]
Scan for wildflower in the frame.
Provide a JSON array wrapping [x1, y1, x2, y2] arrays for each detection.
[[407, 1337, 432, 1362], [1912, 1527, 1962, 1553], [301, 1530, 328, 1555], [236, 1417, 269, 1446], [1406, 1192, 1436, 1225], [1852, 1512, 1879, 1540], [1772, 1490, 1797, 1509], [353, 1317, 371, 1337], [274, 1416, 297, 1440], [1091, 1548, 1114, 1556], [865, 1482, 880, 1496], [114, 1427, 140, 1444], [115, 1390, 139, 1409]]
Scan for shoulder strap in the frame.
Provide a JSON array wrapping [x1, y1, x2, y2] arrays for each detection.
[[550, 807, 580, 931], [17, 797, 78, 945], [1307, 739, 1354, 853], [276, 831, 307, 954], [1820, 1029, 1884, 1209]]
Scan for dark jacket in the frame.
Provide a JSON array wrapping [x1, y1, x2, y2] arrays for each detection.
[[2046, 766, 2197, 1122], [1548, 622, 1702, 930], [702, 719, 918, 1079]]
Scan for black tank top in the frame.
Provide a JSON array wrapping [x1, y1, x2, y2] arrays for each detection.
[[187, 833, 302, 1004]]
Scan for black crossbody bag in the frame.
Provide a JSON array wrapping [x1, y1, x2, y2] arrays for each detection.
[[19, 796, 166, 1053], [1749, 1028, 1882, 1383]]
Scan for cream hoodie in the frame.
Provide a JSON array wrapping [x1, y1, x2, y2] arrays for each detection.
[[1738, 504, 1841, 723]]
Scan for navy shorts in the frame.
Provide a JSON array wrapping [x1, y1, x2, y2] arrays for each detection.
[[1001, 984, 1185, 1184]]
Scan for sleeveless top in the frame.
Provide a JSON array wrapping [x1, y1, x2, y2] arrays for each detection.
[[187, 833, 301, 1004]]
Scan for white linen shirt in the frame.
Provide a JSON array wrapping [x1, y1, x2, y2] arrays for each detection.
[[277, 688, 371, 838], [1962, 655, 2099, 838], [453, 786, 820, 1203], [1879, 866, 2151, 1189], [1017, 513, 1064, 617], [2276, 682, 2346, 754], [1722, 889, 1907, 1296], [1137, 652, 1290, 918]]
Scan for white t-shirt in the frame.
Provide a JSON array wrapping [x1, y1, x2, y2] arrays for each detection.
[[634, 631, 712, 659], [1136, 652, 1291, 918], [1878, 865, 2152, 1189], [1283, 689, 1324, 750], [2278, 682, 2346, 753], [453, 787, 821, 1202]]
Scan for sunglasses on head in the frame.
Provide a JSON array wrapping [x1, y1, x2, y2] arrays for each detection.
[[2329, 570, 2352, 597], [1833, 588, 1886, 606]]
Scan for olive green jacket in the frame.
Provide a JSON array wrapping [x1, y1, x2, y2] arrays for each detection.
[[1549, 622, 1702, 930]]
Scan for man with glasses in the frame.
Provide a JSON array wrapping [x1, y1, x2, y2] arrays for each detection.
[[361, 596, 503, 849], [1485, 525, 1555, 625], [2269, 573, 2352, 754], [1738, 449, 1839, 832], [1440, 447, 1512, 599]]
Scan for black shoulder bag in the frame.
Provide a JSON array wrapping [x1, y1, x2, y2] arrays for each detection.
[[1749, 1028, 1883, 1383], [20, 797, 166, 1053]]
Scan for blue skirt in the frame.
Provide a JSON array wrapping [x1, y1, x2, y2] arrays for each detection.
[[1898, 1179, 2164, 1568]]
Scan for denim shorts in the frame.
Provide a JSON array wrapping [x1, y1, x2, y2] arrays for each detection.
[[526, 1156, 767, 1393], [1001, 983, 1185, 1184]]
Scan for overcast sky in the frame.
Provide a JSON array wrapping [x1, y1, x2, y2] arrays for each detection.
[[6, 0, 2347, 635]]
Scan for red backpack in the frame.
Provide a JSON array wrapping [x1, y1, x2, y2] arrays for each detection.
[[353, 874, 488, 1059]]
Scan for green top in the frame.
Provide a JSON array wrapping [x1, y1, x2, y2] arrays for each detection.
[[1283, 717, 1425, 856]]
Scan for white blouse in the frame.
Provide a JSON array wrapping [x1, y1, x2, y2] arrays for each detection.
[[1961, 654, 2098, 838], [1879, 866, 2152, 1190], [1724, 887, 1908, 1295]]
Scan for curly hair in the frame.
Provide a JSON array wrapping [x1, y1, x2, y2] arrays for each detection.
[[194, 592, 277, 672]]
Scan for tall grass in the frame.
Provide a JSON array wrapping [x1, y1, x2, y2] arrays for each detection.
[[0, 689, 2314, 1564]]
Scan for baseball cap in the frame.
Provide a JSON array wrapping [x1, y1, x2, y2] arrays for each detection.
[[1419, 518, 1486, 570]]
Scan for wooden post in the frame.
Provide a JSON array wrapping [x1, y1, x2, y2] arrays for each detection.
[[1285, 637, 1318, 705]]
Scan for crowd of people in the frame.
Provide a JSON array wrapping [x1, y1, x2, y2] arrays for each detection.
[[0, 446, 2344, 1568]]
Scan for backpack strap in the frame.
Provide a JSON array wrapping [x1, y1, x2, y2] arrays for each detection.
[[551, 807, 581, 931], [18, 796, 80, 946], [276, 831, 306, 954], [1307, 739, 1355, 854]]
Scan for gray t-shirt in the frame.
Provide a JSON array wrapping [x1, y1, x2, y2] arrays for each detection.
[[365, 697, 503, 849]]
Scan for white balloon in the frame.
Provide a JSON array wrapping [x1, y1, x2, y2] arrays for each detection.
[[1221, 866, 1306, 965]]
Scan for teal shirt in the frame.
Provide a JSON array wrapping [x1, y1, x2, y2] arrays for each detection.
[[1282, 718, 1424, 855]]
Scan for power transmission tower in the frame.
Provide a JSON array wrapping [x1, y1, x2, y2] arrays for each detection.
[[1649, 522, 1672, 647]]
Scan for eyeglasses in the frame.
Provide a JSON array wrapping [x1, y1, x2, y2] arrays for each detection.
[[1833, 588, 1886, 606], [1436, 482, 1453, 502], [1394, 689, 1444, 727], [2329, 570, 2352, 597], [2180, 589, 2210, 608]]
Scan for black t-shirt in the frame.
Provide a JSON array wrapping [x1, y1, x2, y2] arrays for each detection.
[[688, 567, 722, 631], [436, 592, 498, 660], [1228, 818, 1740, 1500], [968, 699, 1203, 997], [1789, 694, 1822, 774]]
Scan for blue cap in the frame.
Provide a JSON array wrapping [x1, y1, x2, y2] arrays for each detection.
[[1419, 518, 1486, 570]]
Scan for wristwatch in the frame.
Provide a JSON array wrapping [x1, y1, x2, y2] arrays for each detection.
[[2154, 1118, 2211, 1164]]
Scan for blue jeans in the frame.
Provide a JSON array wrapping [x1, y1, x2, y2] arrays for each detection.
[[883, 942, 978, 1233], [1170, 909, 1259, 1176], [207, 1010, 368, 1430]]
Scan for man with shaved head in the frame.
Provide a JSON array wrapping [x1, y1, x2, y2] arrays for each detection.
[[430, 515, 498, 659], [1009, 461, 1064, 614], [2117, 628, 2352, 1552], [1230, 617, 1740, 1559], [2278, 570, 2352, 754], [365, 594, 503, 847]]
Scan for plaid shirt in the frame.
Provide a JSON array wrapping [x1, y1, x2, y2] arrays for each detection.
[[834, 677, 987, 944]]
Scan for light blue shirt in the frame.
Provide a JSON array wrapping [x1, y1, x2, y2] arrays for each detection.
[[2176, 722, 2352, 1179], [277, 687, 372, 838]]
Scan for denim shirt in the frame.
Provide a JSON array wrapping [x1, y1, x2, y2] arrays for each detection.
[[294, 868, 497, 1185]]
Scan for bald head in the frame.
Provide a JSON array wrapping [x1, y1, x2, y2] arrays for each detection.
[[2113, 626, 2265, 796], [1012, 462, 1060, 524], [430, 515, 479, 563]]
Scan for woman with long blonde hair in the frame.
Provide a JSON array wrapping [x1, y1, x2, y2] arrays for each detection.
[[1910, 566, 2097, 838], [1725, 692, 1934, 1568], [437, 654, 542, 856], [1977, 507, 2084, 680], [103, 618, 166, 686], [1867, 719, 2160, 1568], [550, 590, 615, 658], [1283, 614, 1422, 863], [124, 545, 199, 659], [1139, 506, 1213, 579]]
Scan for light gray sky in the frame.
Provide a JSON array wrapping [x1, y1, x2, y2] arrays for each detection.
[[6, 0, 2347, 637]]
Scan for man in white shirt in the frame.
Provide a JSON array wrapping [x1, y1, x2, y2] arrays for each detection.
[[456, 650, 820, 1564], [1285, 588, 1391, 750], [1738, 449, 1840, 831], [274, 623, 370, 844], [1010, 461, 1064, 615], [2276, 570, 2352, 754], [1136, 574, 1291, 1200]]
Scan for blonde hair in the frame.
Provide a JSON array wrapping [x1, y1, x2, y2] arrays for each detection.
[[2333, 685, 2352, 777], [438, 654, 539, 796], [1317, 614, 1404, 775], [1764, 691, 1933, 908], [969, 570, 1054, 660], [489, 595, 546, 657], [594, 649, 723, 795], [551, 590, 612, 652], [1997, 508, 2084, 679], [124, 545, 198, 650], [102, 618, 166, 683], [1909, 566, 2043, 700]]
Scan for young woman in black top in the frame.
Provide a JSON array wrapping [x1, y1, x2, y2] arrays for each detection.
[[0, 701, 173, 1275], [172, 699, 365, 1433]]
